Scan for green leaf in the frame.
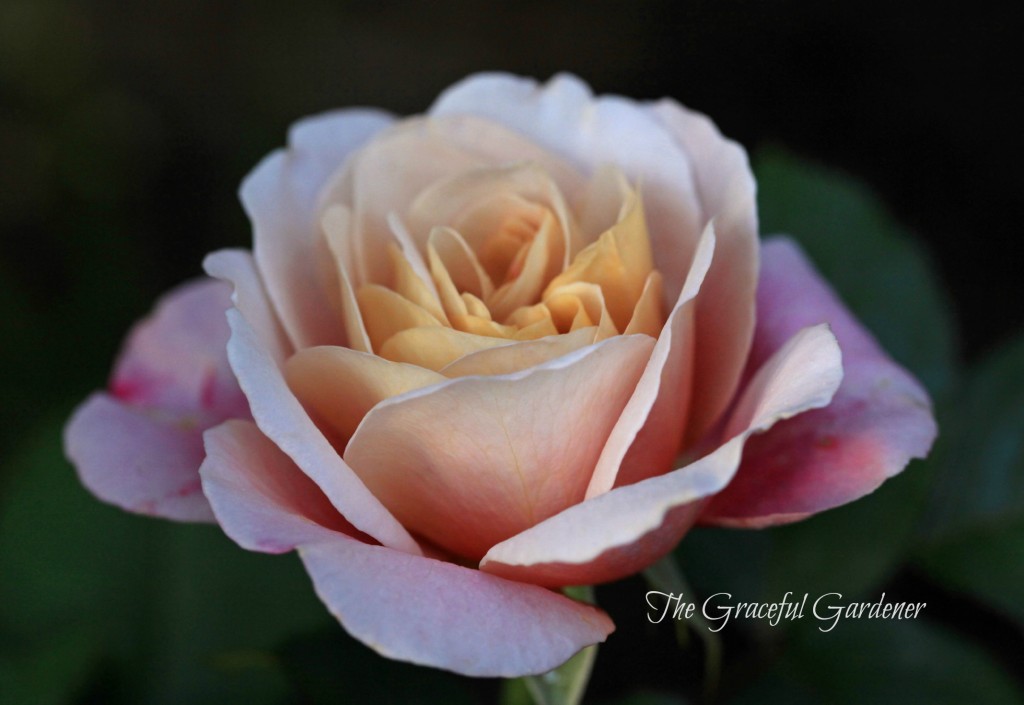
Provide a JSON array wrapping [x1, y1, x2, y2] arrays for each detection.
[[520, 586, 598, 705], [731, 619, 1021, 705], [754, 147, 958, 398], [913, 332, 1024, 622]]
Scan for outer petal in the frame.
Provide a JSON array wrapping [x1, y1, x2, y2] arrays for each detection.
[[481, 324, 842, 587], [65, 394, 215, 522], [206, 249, 422, 554], [200, 420, 361, 552], [649, 100, 759, 445], [241, 109, 394, 349], [344, 335, 656, 560], [430, 73, 702, 303], [700, 237, 937, 527], [200, 420, 614, 678], [64, 278, 246, 522]]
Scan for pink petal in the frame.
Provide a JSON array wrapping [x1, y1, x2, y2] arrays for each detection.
[[200, 420, 363, 553], [299, 540, 614, 677], [344, 335, 656, 560], [430, 73, 703, 303], [106, 279, 248, 420], [700, 237, 937, 527], [64, 393, 214, 522], [481, 324, 842, 587], [64, 278, 247, 522], [649, 100, 760, 446], [207, 251, 422, 554], [586, 223, 714, 498], [240, 109, 393, 349], [200, 420, 613, 678]]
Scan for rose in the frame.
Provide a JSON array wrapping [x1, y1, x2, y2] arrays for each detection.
[[64, 73, 936, 677]]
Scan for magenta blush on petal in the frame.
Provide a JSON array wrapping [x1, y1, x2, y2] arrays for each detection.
[[700, 237, 937, 527]]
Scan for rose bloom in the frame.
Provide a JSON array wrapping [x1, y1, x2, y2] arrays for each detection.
[[65, 74, 936, 677]]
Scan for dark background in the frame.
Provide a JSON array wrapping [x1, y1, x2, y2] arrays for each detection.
[[2, 0, 1022, 703]]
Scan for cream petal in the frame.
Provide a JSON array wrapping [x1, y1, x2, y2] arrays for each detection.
[[430, 73, 702, 303], [480, 324, 843, 587], [624, 270, 665, 338], [585, 223, 715, 498], [285, 346, 445, 448], [648, 100, 760, 446], [322, 205, 372, 353], [356, 284, 443, 352], [428, 226, 494, 300], [241, 109, 393, 348], [344, 335, 656, 560]]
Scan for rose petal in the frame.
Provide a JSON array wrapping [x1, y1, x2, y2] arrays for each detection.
[[299, 540, 614, 677], [198, 418, 612, 678], [64, 277, 247, 523], [649, 100, 760, 446], [64, 394, 215, 522], [200, 420, 362, 552], [206, 258, 422, 554], [344, 335, 656, 560], [285, 346, 445, 448], [439, 327, 598, 377], [481, 324, 842, 587], [700, 237, 937, 527], [105, 278, 248, 419], [585, 223, 714, 498], [431, 73, 702, 303], [378, 326, 514, 370], [241, 109, 393, 349]]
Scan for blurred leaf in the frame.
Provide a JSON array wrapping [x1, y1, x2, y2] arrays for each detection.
[[730, 619, 1021, 705], [913, 332, 1024, 622], [278, 626, 476, 705], [754, 147, 958, 398], [0, 407, 333, 704], [599, 693, 687, 705], [0, 626, 102, 705]]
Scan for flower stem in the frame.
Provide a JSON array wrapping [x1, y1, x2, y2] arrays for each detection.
[[644, 554, 722, 703]]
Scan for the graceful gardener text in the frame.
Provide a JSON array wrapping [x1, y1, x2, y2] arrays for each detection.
[[646, 592, 926, 633]]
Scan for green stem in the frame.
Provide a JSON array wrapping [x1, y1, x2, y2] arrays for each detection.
[[644, 555, 722, 704]]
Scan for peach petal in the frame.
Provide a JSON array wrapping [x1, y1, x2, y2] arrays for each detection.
[[481, 323, 842, 587], [378, 326, 514, 370], [430, 73, 702, 303], [543, 187, 653, 331], [585, 223, 715, 498], [344, 335, 656, 560], [65, 393, 215, 522], [649, 100, 759, 446], [486, 211, 558, 321], [285, 346, 445, 447], [387, 243, 448, 324], [298, 540, 614, 677], [356, 284, 443, 352], [241, 109, 393, 348], [217, 296, 421, 553], [624, 271, 665, 338], [543, 281, 619, 341], [440, 327, 598, 377], [200, 420, 360, 552], [345, 120, 488, 287], [700, 238, 937, 527]]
